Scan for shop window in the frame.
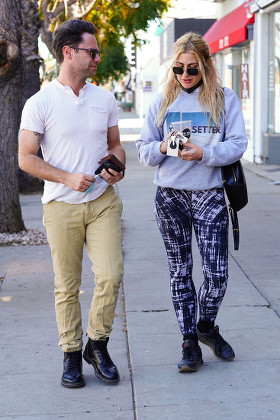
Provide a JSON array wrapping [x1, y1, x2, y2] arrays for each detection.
[[241, 48, 251, 139], [224, 53, 232, 90], [223, 48, 251, 139], [274, 13, 280, 133]]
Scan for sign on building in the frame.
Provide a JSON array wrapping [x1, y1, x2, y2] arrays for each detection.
[[240, 64, 249, 99], [143, 81, 152, 92]]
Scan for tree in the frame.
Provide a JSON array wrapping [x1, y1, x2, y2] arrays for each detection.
[[39, 0, 170, 84], [0, 0, 170, 233], [19, 0, 44, 194], [22, 0, 42, 106], [0, 0, 26, 233]]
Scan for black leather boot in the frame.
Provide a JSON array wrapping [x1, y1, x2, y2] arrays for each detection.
[[83, 338, 120, 383], [61, 350, 85, 388]]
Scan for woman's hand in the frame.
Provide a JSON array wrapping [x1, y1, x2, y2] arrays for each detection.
[[160, 132, 174, 154], [178, 143, 203, 161]]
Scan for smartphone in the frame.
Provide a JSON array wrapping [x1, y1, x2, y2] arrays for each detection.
[[95, 160, 120, 175]]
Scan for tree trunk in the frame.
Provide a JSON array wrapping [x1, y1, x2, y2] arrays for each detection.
[[21, 0, 41, 106], [19, 0, 44, 194], [0, 0, 26, 233]]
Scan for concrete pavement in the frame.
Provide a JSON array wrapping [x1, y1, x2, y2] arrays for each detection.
[[119, 141, 280, 420], [0, 112, 280, 419]]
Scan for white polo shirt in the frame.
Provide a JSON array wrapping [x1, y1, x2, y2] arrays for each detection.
[[20, 79, 118, 204]]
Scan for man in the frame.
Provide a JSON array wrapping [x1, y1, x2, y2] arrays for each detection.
[[18, 19, 126, 388]]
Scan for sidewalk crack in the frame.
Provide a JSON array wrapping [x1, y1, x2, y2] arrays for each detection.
[[230, 254, 280, 319], [142, 309, 169, 312], [121, 282, 137, 420]]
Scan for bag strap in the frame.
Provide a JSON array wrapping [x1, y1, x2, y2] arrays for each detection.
[[222, 87, 240, 251], [229, 207, 239, 251]]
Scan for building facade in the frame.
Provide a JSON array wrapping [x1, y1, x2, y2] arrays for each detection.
[[135, 0, 280, 164], [205, 0, 280, 164], [250, 0, 280, 163], [204, 1, 255, 162]]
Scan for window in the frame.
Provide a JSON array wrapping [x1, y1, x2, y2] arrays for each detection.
[[274, 13, 280, 132]]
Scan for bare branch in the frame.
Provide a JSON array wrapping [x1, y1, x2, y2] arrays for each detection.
[[41, 0, 52, 19], [50, 0, 60, 13], [69, 0, 98, 19], [51, 0, 79, 19]]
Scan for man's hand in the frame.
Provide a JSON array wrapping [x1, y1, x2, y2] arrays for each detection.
[[100, 168, 124, 185], [178, 143, 203, 161], [65, 173, 95, 192]]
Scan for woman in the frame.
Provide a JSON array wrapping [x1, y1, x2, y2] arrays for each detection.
[[136, 32, 247, 372]]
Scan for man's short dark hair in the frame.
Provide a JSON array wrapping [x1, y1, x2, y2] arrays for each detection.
[[52, 19, 96, 64]]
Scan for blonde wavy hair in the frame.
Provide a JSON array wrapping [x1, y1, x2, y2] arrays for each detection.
[[156, 32, 225, 127]]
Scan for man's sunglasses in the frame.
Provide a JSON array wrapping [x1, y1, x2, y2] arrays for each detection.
[[73, 47, 102, 60], [173, 67, 199, 76]]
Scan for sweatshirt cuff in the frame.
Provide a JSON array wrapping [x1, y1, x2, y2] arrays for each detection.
[[154, 141, 167, 164], [196, 147, 204, 163], [199, 147, 209, 164]]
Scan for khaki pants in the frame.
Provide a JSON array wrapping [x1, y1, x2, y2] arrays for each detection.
[[43, 186, 123, 352]]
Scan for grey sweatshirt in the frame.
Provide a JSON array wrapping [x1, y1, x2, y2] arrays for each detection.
[[136, 87, 247, 191]]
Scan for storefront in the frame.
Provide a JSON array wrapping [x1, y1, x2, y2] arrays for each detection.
[[249, 0, 280, 163], [204, 2, 255, 162]]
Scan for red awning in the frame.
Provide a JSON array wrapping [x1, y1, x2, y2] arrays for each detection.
[[204, 2, 255, 54]]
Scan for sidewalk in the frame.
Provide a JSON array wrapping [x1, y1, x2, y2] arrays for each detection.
[[0, 114, 280, 419], [118, 109, 144, 142], [118, 141, 280, 419]]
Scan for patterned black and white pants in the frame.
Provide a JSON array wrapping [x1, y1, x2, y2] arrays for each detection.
[[154, 186, 229, 337]]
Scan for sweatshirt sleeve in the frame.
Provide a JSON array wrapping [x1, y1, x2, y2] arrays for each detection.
[[201, 88, 248, 167], [136, 95, 167, 167]]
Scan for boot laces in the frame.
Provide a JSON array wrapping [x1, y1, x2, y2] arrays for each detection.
[[66, 352, 81, 372], [96, 346, 113, 363], [182, 342, 195, 360]]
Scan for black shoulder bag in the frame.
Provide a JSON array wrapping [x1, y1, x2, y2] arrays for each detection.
[[221, 89, 248, 251], [221, 144, 248, 251]]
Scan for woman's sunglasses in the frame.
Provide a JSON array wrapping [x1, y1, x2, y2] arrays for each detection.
[[173, 67, 199, 76]]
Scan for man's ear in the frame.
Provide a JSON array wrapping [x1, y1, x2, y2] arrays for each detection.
[[62, 45, 72, 61]]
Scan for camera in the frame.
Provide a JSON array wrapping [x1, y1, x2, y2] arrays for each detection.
[[167, 129, 191, 156]]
